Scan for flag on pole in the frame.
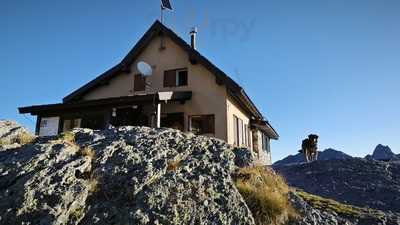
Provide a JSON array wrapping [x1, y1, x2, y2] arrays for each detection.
[[161, 0, 173, 10]]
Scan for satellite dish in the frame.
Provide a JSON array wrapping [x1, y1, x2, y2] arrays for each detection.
[[137, 61, 153, 77]]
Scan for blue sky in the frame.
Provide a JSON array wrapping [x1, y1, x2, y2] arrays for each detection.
[[1, 0, 400, 162]]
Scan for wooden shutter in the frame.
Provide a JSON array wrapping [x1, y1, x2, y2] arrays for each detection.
[[238, 119, 243, 146], [233, 116, 238, 145], [247, 125, 252, 149], [262, 133, 265, 150], [164, 70, 176, 87], [244, 125, 248, 147], [207, 115, 215, 134], [134, 74, 145, 91]]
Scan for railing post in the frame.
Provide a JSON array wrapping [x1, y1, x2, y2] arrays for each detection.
[[156, 103, 161, 128]]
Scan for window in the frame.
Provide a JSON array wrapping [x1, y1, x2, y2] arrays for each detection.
[[177, 70, 188, 86], [262, 133, 270, 152], [134, 74, 146, 92], [161, 113, 184, 131], [164, 69, 188, 87], [233, 115, 250, 147], [233, 115, 241, 146], [81, 114, 106, 130], [189, 115, 214, 135], [62, 118, 81, 132]]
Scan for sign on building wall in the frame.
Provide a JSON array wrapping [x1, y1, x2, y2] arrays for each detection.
[[39, 117, 60, 137]]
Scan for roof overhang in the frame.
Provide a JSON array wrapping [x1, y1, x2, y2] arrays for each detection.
[[19, 91, 192, 116], [251, 119, 279, 140]]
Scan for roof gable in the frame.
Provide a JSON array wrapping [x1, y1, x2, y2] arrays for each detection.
[[64, 21, 242, 102]]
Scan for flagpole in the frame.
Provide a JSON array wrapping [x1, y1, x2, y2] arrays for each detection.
[[160, 0, 172, 24], [160, 5, 164, 24]]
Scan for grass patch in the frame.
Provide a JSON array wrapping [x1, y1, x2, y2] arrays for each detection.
[[61, 132, 75, 144], [295, 190, 363, 217], [0, 139, 9, 146], [234, 167, 297, 225], [167, 159, 181, 171], [69, 205, 85, 222], [87, 176, 99, 194], [16, 132, 36, 145], [81, 147, 96, 160]]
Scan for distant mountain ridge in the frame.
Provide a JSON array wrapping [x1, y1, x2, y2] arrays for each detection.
[[273, 148, 352, 165], [274, 144, 399, 165]]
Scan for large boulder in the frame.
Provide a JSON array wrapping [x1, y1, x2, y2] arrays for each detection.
[[0, 126, 255, 225]]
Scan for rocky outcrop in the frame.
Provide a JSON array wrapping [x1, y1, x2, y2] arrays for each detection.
[[0, 120, 34, 150], [274, 158, 400, 213], [274, 149, 352, 166], [0, 126, 255, 225], [288, 191, 400, 225], [288, 192, 352, 225]]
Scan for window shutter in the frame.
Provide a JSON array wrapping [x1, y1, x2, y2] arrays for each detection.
[[233, 116, 238, 145], [201, 115, 214, 134], [244, 125, 248, 147], [262, 133, 265, 150], [134, 74, 146, 91], [248, 127, 252, 148], [164, 70, 176, 87], [238, 119, 243, 146], [207, 115, 215, 134]]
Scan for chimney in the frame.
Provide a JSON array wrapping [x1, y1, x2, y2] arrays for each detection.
[[190, 27, 198, 49]]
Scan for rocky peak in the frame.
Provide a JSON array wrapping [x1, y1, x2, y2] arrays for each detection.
[[370, 144, 396, 161]]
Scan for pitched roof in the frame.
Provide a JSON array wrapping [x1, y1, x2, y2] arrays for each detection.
[[62, 20, 278, 139]]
